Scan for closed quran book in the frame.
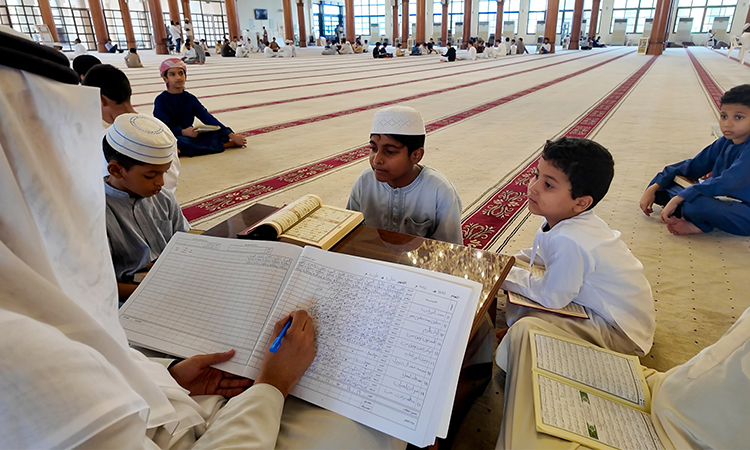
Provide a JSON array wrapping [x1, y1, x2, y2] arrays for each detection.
[[506, 265, 590, 319], [237, 194, 363, 250]]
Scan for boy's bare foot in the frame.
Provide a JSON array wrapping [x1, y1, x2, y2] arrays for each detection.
[[666, 218, 703, 235], [496, 327, 508, 342]]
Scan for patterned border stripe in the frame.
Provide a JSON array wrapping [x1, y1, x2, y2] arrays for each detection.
[[181, 50, 632, 223], [460, 55, 658, 250], [687, 48, 723, 110]]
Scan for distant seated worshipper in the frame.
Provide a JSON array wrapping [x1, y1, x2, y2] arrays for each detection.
[[495, 307, 750, 450], [426, 38, 439, 54], [495, 39, 507, 57], [153, 58, 246, 157], [338, 39, 353, 54], [83, 64, 180, 193], [102, 114, 188, 301], [72, 54, 101, 82], [124, 47, 143, 68], [215, 39, 222, 54], [353, 41, 364, 53], [322, 40, 337, 55], [372, 42, 382, 58], [378, 44, 392, 58], [410, 42, 422, 55], [347, 106, 463, 245], [264, 46, 278, 57], [0, 35, 407, 450], [458, 41, 477, 60], [105, 38, 123, 53], [72, 37, 87, 57], [395, 43, 406, 57], [281, 40, 297, 57], [439, 43, 456, 62], [182, 40, 202, 64], [221, 39, 235, 57], [540, 37, 551, 54], [269, 37, 280, 52], [516, 37, 528, 54], [640, 84, 750, 236]]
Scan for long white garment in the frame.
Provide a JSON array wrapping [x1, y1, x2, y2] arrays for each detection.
[[0, 63, 406, 450], [501, 210, 655, 355], [73, 42, 87, 57], [458, 46, 477, 60], [495, 43, 507, 57]]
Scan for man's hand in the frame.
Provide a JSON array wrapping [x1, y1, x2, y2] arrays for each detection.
[[181, 127, 199, 138], [228, 133, 247, 147], [255, 310, 316, 398], [169, 349, 253, 398], [639, 184, 660, 216], [660, 195, 685, 223]]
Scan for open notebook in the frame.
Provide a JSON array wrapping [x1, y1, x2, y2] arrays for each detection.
[[530, 330, 663, 450], [506, 265, 589, 319], [119, 233, 481, 447]]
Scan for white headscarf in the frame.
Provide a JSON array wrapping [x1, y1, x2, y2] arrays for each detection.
[[0, 49, 203, 447]]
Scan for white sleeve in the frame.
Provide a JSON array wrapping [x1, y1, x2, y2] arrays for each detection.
[[192, 383, 285, 450], [346, 175, 362, 211], [501, 236, 588, 309], [513, 247, 544, 266], [432, 186, 463, 245]]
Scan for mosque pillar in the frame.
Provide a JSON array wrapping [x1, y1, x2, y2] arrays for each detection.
[[297, 0, 307, 47], [36, 0, 60, 42], [225, 0, 240, 40], [180, 0, 191, 21], [167, 0, 180, 25], [588, 0, 599, 38], [283, 0, 295, 41], [402, 0, 409, 41], [495, 0, 504, 42], [461, 0, 471, 48], [116, 0, 137, 49], [542, 0, 560, 53], [345, 0, 355, 42], [147, 0, 168, 54], [87, 0, 109, 52], [416, 0, 425, 43], [393, 1, 399, 42], [646, 0, 674, 55], [568, 0, 584, 49], [441, 0, 448, 45]]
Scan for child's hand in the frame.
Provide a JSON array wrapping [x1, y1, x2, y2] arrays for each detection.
[[660, 195, 684, 223], [182, 127, 199, 138], [639, 184, 659, 216]]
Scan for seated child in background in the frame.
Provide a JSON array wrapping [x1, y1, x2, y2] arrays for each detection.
[[499, 137, 655, 357], [83, 64, 180, 192], [639, 84, 750, 236], [103, 114, 189, 302], [347, 106, 463, 245], [153, 58, 246, 157], [395, 43, 405, 56], [439, 43, 456, 62], [124, 47, 143, 68]]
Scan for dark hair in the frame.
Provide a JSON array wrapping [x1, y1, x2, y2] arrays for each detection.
[[720, 84, 750, 109], [74, 38, 81, 43], [82, 64, 132, 104], [371, 133, 425, 155], [129, 47, 137, 53], [540, 137, 614, 210], [72, 54, 101, 78], [102, 136, 145, 170]]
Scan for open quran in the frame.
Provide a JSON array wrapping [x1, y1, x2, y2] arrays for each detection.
[[119, 233, 481, 447], [238, 194, 363, 250]]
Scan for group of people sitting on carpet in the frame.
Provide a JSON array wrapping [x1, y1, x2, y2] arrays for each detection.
[[3, 23, 750, 449]]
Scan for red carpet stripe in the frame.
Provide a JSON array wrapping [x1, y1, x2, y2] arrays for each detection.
[[133, 54, 563, 109], [238, 50, 618, 138], [687, 48, 724, 110], [709, 47, 750, 68], [460, 55, 658, 249], [182, 50, 632, 223]]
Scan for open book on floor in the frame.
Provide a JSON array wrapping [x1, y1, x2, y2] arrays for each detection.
[[506, 265, 589, 319], [119, 233, 482, 447], [529, 329, 663, 450], [238, 194, 363, 250]]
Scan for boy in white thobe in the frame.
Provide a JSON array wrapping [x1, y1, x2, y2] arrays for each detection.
[[498, 137, 655, 357]]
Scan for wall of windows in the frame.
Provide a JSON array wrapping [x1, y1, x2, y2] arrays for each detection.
[[313, 2, 342, 38], [610, 0, 655, 32], [49, 0, 94, 50], [397, 0, 416, 36], [5, 0, 43, 40], [674, 0, 735, 33], [582, 0, 601, 35], [433, 0, 442, 25], [353, 0, 385, 36], [478, 0, 496, 32], [191, 0, 227, 43], [527, 0, 546, 34], [555, 0, 574, 33], [503, 0, 521, 34], [448, 0, 463, 32]]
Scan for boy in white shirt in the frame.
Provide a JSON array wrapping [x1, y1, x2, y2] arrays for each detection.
[[347, 106, 464, 245], [72, 38, 87, 57], [499, 137, 655, 356]]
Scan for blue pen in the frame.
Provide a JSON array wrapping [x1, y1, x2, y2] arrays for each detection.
[[269, 319, 292, 353]]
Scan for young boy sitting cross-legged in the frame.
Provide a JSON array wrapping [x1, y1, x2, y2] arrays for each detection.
[[498, 137, 655, 361], [153, 58, 246, 157], [639, 84, 750, 236], [346, 106, 463, 245], [104, 113, 189, 302]]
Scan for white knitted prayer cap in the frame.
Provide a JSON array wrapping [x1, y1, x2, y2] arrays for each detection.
[[370, 106, 426, 136], [105, 113, 176, 165]]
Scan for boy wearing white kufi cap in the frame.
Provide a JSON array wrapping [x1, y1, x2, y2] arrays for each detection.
[[346, 106, 463, 245], [104, 113, 189, 301]]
